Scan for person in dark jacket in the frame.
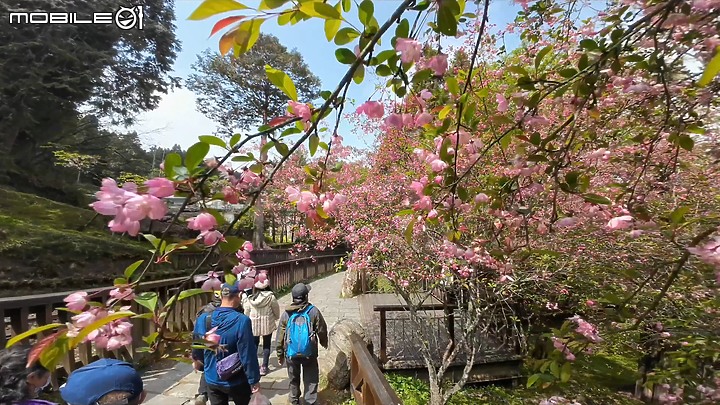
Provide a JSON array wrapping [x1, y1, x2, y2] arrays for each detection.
[[192, 282, 260, 405], [193, 290, 222, 405], [275, 283, 328, 405]]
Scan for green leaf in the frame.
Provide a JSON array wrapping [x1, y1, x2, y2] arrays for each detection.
[[395, 18, 410, 39], [300, 1, 342, 20], [275, 142, 290, 157], [198, 135, 227, 149], [163, 153, 182, 178], [446, 77, 460, 95], [358, 0, 374, 26], [188, 0, 248, 20], [261, 140, 275, 156], [669, 206, 689, 225], [353, 64, 365, 84], [186, 141, 210, 169], [231, 155, 254, 163], [258, 0, 289, 10], [229, 133, 242, 147], [335, 48, 356, 64], [220, 236, 245, 253], [580, 39, 598, 51], [396, 209, 414, 216], [334, 27, 360, 45], [5, 323, 63, 348], [342, 0, 351, 12], [698, 46, 720, 87], [134, 292, 159, 312], [582, 193, 612, 205], [265, 65, 298, 101], [324, 17, 341, 41], [535, 45, 552, 69], [316, 205, 330, 219], [309, 134, 320, 156], [527, 373, 541, 388], [234, 18, 265, 55], [250, 162, 263, 174], [437, 0, 459, 36], [142, 234, 160, 248], [558, 68, 578, 78], [550, 361, 560, 378], [376, 64, 392, 76], [560, 362, 572, 382], [507, 65, 529, 76], [678, 135, 694, 151], [70, 311, 135, 347], [404, 217, 417, 243], [178, 288, 210, 301], [124, 260, 144, 280]]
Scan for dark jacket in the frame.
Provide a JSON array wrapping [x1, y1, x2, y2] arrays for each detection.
[[192, 307, 261, 387], [275, 300, 328, 360]]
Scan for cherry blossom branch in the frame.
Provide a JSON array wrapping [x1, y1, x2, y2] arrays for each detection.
[[631, 226, 719, 328]]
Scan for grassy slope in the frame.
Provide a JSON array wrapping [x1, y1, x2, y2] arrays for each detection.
[[0, 187, 159, 295]]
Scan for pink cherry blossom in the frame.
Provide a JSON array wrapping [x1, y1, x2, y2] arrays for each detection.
[[200, 230, 225, 246], [474, 193, 490, 203], [242, 241, 253, 252], [414, 112, 433, 127], [202, 275, 222, 291], [205, 327, 221, 346], [427, 54, 448, 75], [64, 292, 88, 312], [187, 213, 217, 232], [223, 186, 240, 204], [356, 101, 384, 119], [606, 215, 634, 230], [430, 159, 448, 172], [288, 101, 312, 122], [144, 177, 175, 198], [109, 287, 136, 301], [384, 113, 404, 129], [285, 186, 301, 202], [395, 38, 422, 64], [496, 93, 509, 112]]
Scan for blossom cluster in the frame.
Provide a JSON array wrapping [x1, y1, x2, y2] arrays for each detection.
[[63, 292, 133, 351], [90, 177, 175, 236]]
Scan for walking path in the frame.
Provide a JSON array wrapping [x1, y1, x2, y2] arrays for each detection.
[[143, 271, 360, 405]]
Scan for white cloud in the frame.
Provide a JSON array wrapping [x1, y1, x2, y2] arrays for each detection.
[[117, 87, 219, 151]]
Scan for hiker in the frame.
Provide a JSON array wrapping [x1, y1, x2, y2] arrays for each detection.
[[275, 283, 328, 405], [194, 278, 255, 405], [243, 271, 280, 376], [0, 345, 54, 405], [192, 281, 260, 405], [193, 290, 222, 405], [60, 358, 146, 405]]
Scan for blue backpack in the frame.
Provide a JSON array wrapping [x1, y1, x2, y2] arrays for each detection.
[[285, 305, 314, 358]]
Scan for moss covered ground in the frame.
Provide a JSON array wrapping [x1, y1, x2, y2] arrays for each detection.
[[0, 187, 168, 295]]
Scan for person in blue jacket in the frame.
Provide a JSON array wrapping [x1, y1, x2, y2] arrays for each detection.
[[192, 281, 261, 405]]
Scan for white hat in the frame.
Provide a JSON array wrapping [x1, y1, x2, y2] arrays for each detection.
[[254, 272, 269, 289]]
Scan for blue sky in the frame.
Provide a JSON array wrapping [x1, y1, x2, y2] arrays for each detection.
[[123, 1, 525, 154]]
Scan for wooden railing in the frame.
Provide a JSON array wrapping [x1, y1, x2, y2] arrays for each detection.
[[0, 254, 345, 387], [350, 333, 403, 405]]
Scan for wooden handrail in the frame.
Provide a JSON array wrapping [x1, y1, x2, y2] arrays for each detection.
[[350, 333, 403, 405], [1, 253, 345, 388]]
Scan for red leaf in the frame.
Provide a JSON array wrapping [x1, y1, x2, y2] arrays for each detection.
[[268, 115, 292, 127], [210, 15, 245, 37], [26, 330, 67, 368], [219, 28, 239, 55]]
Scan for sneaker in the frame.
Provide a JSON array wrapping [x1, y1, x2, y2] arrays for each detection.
[[193, 394, 208, 405], [260, 365, 268, 376]]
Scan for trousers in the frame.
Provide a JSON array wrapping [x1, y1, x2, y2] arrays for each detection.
[[253, 334, 272, 368], [206, 382, 251, 405], [286, 357, 319, 405]]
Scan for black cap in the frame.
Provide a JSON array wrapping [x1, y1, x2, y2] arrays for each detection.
[[291, 283, 312, 299]]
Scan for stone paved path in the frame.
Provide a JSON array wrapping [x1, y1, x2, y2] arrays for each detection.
[[143, 271, 359, 405]]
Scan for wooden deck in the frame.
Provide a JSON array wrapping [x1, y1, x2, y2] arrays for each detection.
[[359, 293, 523, 383]]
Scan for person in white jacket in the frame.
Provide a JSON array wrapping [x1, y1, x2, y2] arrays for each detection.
[[243, 271, 280, 376]]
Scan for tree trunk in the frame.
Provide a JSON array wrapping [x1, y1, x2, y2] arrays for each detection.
[[340, 267, 363, 298], [252, 132, 269, 249], [428, 373, 445, 405]]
